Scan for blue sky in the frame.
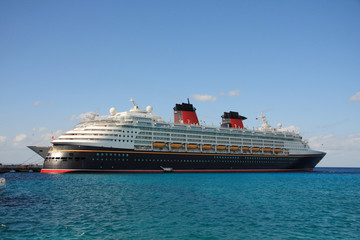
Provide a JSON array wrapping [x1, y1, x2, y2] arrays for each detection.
[[1, 0, 359, 167]]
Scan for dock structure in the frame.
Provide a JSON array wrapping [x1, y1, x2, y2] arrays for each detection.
[[0, 165, 42, 173]]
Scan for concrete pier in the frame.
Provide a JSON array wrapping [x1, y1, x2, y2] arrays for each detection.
[[0, 165, 42, 173]]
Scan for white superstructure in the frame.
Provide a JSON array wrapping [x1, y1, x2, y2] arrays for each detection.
[[52, 100, 318, 156]]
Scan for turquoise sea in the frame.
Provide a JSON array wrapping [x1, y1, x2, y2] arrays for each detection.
[[1, 168, 360, 239]]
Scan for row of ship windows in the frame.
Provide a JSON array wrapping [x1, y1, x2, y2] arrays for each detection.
[[46, 156, 293, 164], [93, 159, 128, 161], [139, 126, 299, 139], [136, 136, 283, 145], [70, 134, 134, 138], [66, 136, 286, 149], [141, 132, 231, 140], [46, 153, 295, 162], [93, 152, 268, 159], [140, 131, 242, 140], [216, 156, 299, 161], [69, 134, 255, 143], [92, 124, 299, 140], [45, 157, 85, 160], [86, 129, 137, 134], [70, 131, 288, 146], [89, 158, 292, 164], [96, 153, 129, 157], [61, 138, 134, 143], [133, 141, 285, 149], [141, 133, 213, 139]]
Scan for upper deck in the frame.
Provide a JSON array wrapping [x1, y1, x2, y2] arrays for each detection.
[[52, 100, 311, 156]]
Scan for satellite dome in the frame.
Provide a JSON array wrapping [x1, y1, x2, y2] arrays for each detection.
[[109, 107, 117, 116], [146, 106, 153, 113]]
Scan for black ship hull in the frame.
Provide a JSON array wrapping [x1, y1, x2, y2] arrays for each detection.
[[41, 145, 325, 173]]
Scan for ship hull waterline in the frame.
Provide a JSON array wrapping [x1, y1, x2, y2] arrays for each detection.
[[41, 145, 325, 173]]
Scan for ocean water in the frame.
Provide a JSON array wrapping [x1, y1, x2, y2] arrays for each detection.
[[1, 168, 360, 239]]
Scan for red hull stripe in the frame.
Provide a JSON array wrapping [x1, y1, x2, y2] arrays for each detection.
[[41, 168, 313, 174], [41, 169, 164, 173]]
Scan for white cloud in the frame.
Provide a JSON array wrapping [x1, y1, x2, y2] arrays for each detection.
[[13, 134, 27, 146], [309, 133, 360, 151], [33, 101, 42, 106], [191, 90, 241, 102], [279, 125, 300, 133], [14, 134, 27, 142], [191, 94, 217, 102], [39, 127, 48, 132], [308, 133, 360, 167], [349, 91, 360, 102], [228, 89, 240, 96], [0, 129, 65, 164], [71, 112, 99, 121]]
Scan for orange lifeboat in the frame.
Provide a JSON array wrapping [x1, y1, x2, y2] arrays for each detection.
[[187, 144, 198, 149], [274, 148, 282, 153], [263, 148, 272, 152], [230, 146, 239, 151], [242, 146, 249, 151], [252, 147, 260, 152], [202, 145, 212, 150], [171, 143, 182, 149], [153, 142, 166, 148], [216, 145, 226, 150]]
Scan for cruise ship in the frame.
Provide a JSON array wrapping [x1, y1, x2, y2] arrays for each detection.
[[31, 99, 325, 173]]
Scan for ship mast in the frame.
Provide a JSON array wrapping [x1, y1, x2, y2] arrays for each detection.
[[130, 98, 140, 111]]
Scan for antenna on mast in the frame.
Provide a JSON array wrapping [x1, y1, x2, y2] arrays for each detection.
[[130, 98, 138, 109]]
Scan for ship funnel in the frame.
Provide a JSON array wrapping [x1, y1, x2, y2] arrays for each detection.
[[221, 111, 247, 129], [173, 100, 199, 125]]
